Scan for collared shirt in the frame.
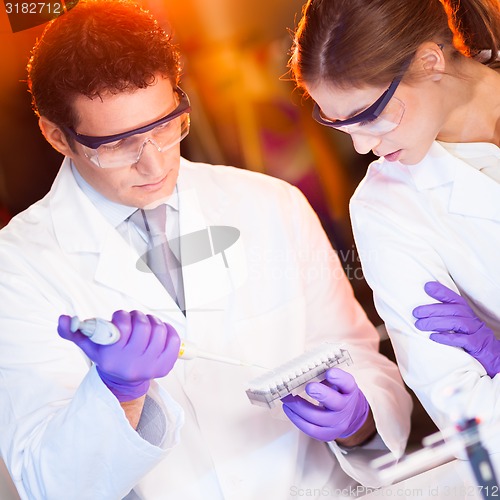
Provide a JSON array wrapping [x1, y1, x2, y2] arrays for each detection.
[[70, 162, 180, 252], [72, 162, 184, 307]]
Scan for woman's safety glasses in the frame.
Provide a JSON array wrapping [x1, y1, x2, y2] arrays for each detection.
[[63, 87, 191, 168], [312, 75, 405, 136]]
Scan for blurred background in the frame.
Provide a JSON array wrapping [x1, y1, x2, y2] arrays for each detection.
[[0, 0, 436, 449]]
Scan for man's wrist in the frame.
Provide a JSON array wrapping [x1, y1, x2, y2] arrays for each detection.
[[121, 395, 147, 429]]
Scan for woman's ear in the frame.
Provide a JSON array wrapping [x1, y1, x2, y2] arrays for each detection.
[[414, 42, 446, 82], [38, 116, 76, 157]]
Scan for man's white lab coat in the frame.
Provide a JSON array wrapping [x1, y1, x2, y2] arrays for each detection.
[[0, 157, 411, 499]]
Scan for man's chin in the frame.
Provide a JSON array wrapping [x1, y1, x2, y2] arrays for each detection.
[[143, 195, 174, 210]]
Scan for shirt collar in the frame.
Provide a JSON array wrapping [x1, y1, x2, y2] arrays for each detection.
[[70, 160, 179, 227]]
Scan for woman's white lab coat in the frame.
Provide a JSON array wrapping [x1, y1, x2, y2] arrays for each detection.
[[0, 157, 411, 499], [350, 140, 500, 463]]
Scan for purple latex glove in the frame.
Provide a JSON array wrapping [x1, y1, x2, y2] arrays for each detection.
[[58, 310, 181, 401], [413, 281, 500, 377], [281, 367, 370, 442]]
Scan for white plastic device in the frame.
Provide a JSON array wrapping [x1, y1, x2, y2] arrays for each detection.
[[245, 343, 352, 408]]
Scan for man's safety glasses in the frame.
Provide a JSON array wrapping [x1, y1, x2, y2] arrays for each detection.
[[63, 87, 191, 168]]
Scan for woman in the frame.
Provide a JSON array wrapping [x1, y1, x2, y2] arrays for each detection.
[[289, 0, 500, 455]]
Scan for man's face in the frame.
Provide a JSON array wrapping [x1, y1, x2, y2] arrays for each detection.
[[67, 75, 182, 208]]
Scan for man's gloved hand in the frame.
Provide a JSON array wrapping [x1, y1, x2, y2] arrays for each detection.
[[281, 367, 370, 442], [413, 281, 500, 377], [58, 310, 180, 401]]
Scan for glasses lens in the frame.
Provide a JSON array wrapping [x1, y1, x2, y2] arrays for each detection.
[[337, 97, 405, 136], [153, 113, 190, 150], [369, 96, 405, 133], [84, 113, 190, 168]]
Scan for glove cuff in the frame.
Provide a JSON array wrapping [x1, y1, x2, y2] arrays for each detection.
[[96, 367, 150, 402], [339, 394, 370, 439]]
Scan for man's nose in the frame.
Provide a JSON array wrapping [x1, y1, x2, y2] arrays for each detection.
[[135, 138, 164, 175]]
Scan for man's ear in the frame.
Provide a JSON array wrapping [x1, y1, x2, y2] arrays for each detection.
[[414, 42, 446, 82], [38, 116, 76, 157]]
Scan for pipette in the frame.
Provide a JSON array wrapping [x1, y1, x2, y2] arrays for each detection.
[[69, 316, 265, 368]]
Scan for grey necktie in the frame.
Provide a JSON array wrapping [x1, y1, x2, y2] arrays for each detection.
[[130, 205, 185, 311]]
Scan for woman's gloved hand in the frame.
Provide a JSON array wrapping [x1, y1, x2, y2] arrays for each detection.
[[58, 310, 180, 401], [413, 281, 500, 377], [281, 367, 370, 442]]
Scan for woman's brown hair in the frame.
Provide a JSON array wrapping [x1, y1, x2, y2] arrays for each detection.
[[290, 0, 500, 91]]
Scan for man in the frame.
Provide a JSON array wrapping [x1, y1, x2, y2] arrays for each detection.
[[0, 1, 412, 498]]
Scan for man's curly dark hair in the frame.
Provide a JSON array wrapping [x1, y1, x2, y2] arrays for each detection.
[[27, 0, 182, 134]]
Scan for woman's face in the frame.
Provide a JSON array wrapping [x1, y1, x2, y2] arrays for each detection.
[[306, 78, 445, 165]]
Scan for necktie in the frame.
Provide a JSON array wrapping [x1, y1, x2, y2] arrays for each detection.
[[130, 205, 185, 311]]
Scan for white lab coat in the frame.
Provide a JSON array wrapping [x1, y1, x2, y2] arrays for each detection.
[[350, 141, 500, 462], [0, 157, 411, 500]]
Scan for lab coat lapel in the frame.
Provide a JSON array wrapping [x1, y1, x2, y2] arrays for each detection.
[[176, 163, 247, 349], [449, 161, 500, 221], [95, 231, 186, 320], [50, 158, 186, 325], [176, 165, 231, 313], [410, 141, 500, 222]]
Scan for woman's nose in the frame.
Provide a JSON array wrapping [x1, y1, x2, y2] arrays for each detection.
[[350, 133, 381, 155]]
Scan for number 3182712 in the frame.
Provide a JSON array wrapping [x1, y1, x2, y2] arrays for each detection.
[[5, 3, 62, 14]]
